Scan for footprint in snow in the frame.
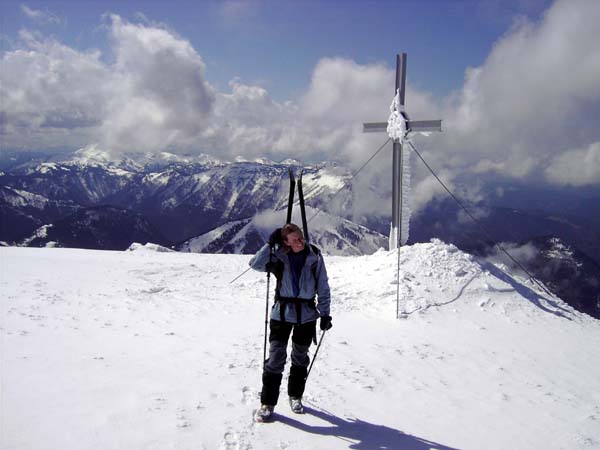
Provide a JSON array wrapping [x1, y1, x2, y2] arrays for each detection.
[[241, 386, 255, 404], [148, 397, 166, 412], [176, 409, 191, 429], [220, 431, 241, 450]]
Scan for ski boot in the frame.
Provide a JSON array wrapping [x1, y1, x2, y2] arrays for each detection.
[[289, 397, 304, 414], [254, 404, 274, 423]]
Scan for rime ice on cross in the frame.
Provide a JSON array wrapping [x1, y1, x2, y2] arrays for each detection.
[[363, 53, 442, 250]]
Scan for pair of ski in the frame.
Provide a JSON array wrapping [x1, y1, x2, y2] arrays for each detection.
[[285, 168, 309, 242]]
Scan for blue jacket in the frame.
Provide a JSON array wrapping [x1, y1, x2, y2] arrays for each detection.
[[249, 243, 331, 324]]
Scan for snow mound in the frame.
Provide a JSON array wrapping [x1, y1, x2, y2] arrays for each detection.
[[127, 242, 174, 253]]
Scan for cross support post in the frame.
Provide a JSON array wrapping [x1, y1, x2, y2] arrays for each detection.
[[362, 52, 442, 250]]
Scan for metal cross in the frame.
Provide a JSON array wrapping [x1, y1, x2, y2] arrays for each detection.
[[363, 53, 442, 250]]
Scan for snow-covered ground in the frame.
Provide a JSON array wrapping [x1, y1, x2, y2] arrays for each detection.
[[2, 242, 600, 450]]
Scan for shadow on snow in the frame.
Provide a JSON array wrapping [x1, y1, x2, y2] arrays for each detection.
[[276, 405, 461, 450], [481, 262, 574, 320]]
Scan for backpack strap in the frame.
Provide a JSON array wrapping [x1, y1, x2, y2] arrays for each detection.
[[310, 244, 321, 288]]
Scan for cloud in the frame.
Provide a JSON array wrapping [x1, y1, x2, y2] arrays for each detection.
[[298, 58, 441, 162], [252, 209, 283, 231], [545, 141, 600, 185], [202, 79, 291, 158], [20, 4, 61, 25], [98, 15, 215, 152], [1, 15, 215, 153], [1, 30, 110, 149], [439, 0, 600, 185], [197, 57, 433, 165], [485, 241, 540, 276]]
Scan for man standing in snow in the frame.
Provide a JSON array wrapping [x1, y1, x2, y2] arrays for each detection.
[[249, 223, 332, 422]]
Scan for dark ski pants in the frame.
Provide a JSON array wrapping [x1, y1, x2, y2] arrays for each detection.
[[261, 319, 316, 406]]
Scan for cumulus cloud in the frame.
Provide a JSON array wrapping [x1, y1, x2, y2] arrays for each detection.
[[99, 15, 215, 152], [196, 57, 439, 166], [1, 30, 110, 149], [440, 0, 600, 185], [1, 15, 215, 153], [298, 57, 441, 163], [202, 79, 291, 159], [196, 58, 390, 162]]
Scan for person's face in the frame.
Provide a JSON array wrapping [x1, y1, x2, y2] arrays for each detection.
[[284, 231, 305, 253]]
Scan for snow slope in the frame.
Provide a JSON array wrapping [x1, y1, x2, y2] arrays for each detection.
[[2, 243, 600, 450]]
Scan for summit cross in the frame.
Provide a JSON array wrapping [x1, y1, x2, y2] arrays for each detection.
[[363, 52, 442, 250]]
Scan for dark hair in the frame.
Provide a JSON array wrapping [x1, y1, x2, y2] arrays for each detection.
[[281, 223, 304, 249]]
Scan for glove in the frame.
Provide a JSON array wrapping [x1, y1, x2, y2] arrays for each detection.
[[320, 315, 333, 331], [268, 228, 282, 247]]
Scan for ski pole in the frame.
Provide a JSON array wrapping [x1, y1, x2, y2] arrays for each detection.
[[305, 329, 327, 383], [263, 245, 273, 368]]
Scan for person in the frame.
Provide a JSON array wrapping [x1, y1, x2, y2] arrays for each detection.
[[249, 223, 332, 422]]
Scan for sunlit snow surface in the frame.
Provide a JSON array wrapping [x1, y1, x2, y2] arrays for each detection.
[[2, 242, 600, 450]]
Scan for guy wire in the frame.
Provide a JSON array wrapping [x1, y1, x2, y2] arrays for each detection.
[[407, 140, 554, 298]]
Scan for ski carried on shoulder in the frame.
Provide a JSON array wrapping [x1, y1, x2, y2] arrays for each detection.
[[297, 169, 309, 243], [285, 168, 309, 242], [286, 168, 295, 225]]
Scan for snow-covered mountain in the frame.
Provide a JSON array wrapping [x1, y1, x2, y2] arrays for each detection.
[[0, 147, 360, 247], [18, 205, 169, 251], [3, 243, 600, 449], [0, 185, 79, 242]]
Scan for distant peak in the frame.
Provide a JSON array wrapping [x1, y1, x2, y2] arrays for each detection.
[[72, 144, 113, 164], [280, 158, 302, 166]]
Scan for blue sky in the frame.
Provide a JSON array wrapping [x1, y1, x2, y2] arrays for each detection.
[[1, 0, 599, 195]]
